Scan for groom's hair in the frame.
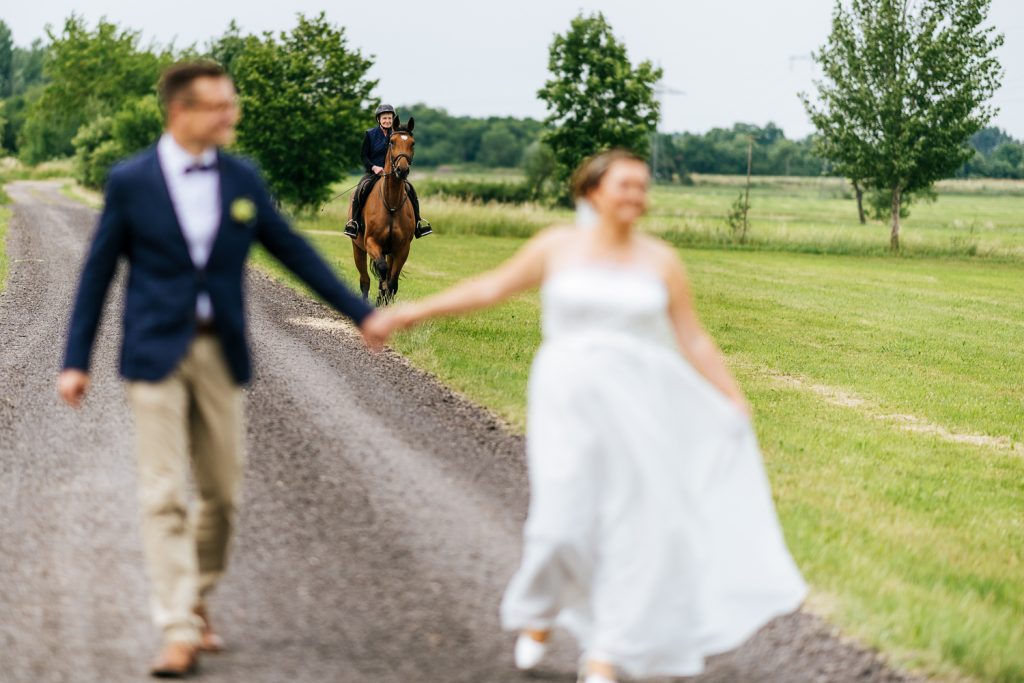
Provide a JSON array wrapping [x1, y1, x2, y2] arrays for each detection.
[[158, 60, 230, 114]]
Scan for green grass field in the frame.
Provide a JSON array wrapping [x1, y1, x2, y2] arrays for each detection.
[[251, 175, 1024, 682]]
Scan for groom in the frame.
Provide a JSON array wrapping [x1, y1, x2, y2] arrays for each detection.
[[57, 60, 386, 677]]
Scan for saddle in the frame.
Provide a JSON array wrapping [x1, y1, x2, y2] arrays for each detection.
[[355, 174, 380, 208], [352, 175, 411, 229]]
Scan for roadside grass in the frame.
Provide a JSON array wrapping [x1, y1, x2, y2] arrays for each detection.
[[0, 157, 75, 183], [0, 160, 79, 294], [256, 229, 1024, 683], [0, 200, 9, 292], [60, 182, 103, 209]]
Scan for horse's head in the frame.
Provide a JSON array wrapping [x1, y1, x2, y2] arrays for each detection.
[[388, 116, 415, 180]]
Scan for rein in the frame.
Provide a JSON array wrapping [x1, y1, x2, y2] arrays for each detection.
[[379, 137, 413, 215]]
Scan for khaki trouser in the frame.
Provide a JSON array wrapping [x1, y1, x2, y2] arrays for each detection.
[[126, 334, 244, 645]]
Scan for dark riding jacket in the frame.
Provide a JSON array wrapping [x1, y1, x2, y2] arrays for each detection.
[[361, 126, 391, 173]]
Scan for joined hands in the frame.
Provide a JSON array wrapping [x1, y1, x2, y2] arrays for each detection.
[[357, 305, 419, 353]]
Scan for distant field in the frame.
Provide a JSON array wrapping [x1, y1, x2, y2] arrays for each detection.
[[394, 170, 1024, 259]]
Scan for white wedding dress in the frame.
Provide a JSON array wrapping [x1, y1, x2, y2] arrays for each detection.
[[500, 262, 808, 678]]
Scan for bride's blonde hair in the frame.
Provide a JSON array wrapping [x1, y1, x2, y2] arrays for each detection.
[[572, 149, 647, 200]]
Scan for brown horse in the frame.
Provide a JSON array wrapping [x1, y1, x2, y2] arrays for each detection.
[[350, 117, 417, 305]]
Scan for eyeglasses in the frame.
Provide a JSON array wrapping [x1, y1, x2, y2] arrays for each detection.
[[184, 98, 240, 113]]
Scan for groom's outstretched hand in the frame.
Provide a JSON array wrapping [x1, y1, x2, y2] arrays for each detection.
[[58, 369, 90, 408]]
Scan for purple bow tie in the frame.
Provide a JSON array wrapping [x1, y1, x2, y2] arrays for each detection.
[[184, 161, 217, 174]]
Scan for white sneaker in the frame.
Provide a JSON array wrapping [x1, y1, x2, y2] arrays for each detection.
[[514, 632, 548, 670], [583, 676, 617, 683]]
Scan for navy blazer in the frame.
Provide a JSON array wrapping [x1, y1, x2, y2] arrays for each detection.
[[62, 145, 374, 384], [360, 126, 391, 172]]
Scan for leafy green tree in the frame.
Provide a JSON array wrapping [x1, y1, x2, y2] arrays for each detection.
[[0, 21, 13, 99], [215, 13, 376, 209], [522, 140, 558, 199], [73, 94, 163, 188], [957, 127, 1023, 178], [206, 21, 247, 75], [0, 37, 47, 154], [10, 39, 46, 95], [72, 115, 119, 188], [19, 15, 171, 163], [988, 142, 1024, 178], [803, 0, 1004, 250], [477, 122, 520, 167], [969, 126, 1015, 156], [538, 12, 662, 198]]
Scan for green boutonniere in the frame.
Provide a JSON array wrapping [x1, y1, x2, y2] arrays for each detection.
[[230, 197, 257, 225]]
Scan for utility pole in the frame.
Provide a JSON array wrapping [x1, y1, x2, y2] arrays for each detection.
[[652, 74, 685, 183], [742, 135, 753, 240]]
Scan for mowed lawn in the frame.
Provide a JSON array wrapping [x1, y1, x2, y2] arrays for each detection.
[[255, 219, 1024, 682]]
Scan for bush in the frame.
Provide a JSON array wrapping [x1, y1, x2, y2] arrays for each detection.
[[416, 178, 533, 204], [73, 94, 161, 189], [522, 141, 558, 200], [866, 186, 936, 221]]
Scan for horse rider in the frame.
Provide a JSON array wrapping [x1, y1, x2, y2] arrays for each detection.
[[344, 104, 432, 239]]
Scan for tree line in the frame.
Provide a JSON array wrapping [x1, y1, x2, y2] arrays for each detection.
[[0, 5, 1015, 234], [2, 14, 1018, 184]]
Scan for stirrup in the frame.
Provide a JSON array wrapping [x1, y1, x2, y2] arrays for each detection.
[[344, 219, 359, 238], [414, 219, 433, 239]]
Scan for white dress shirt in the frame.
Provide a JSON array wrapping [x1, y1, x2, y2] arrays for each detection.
[[157, 132, 221, 322]]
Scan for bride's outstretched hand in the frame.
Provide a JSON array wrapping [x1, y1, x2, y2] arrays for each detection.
[[381, 303, 420, 333]]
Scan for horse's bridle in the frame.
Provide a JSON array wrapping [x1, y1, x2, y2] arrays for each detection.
[[380, 136, 414, 215]]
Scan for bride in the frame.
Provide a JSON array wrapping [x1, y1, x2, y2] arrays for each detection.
[[375, 150, 807, 682]]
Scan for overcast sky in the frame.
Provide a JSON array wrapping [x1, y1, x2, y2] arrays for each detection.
[[4, 1, 1022, 139]]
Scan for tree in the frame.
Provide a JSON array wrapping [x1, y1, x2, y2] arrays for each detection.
[[0, 21, 13, 99], [803, 0, 1004, 250], [956, 127, 1023, 178], [73, 95, 162, 188], [0, 37, 47, 154], [538, 12, 662, 199], [969, 126, 1015, 156], [19, 15, 171, 163], [522, 141, 558, 199], [215, 14, 377, 210], [206, 21, 247, 75], [477, 122, 520, 167]]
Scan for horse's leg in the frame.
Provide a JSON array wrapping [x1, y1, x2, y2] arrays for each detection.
[[387, 240, 411, 303], [361, 234, 387, 305], [351, 241, 371, 300]]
